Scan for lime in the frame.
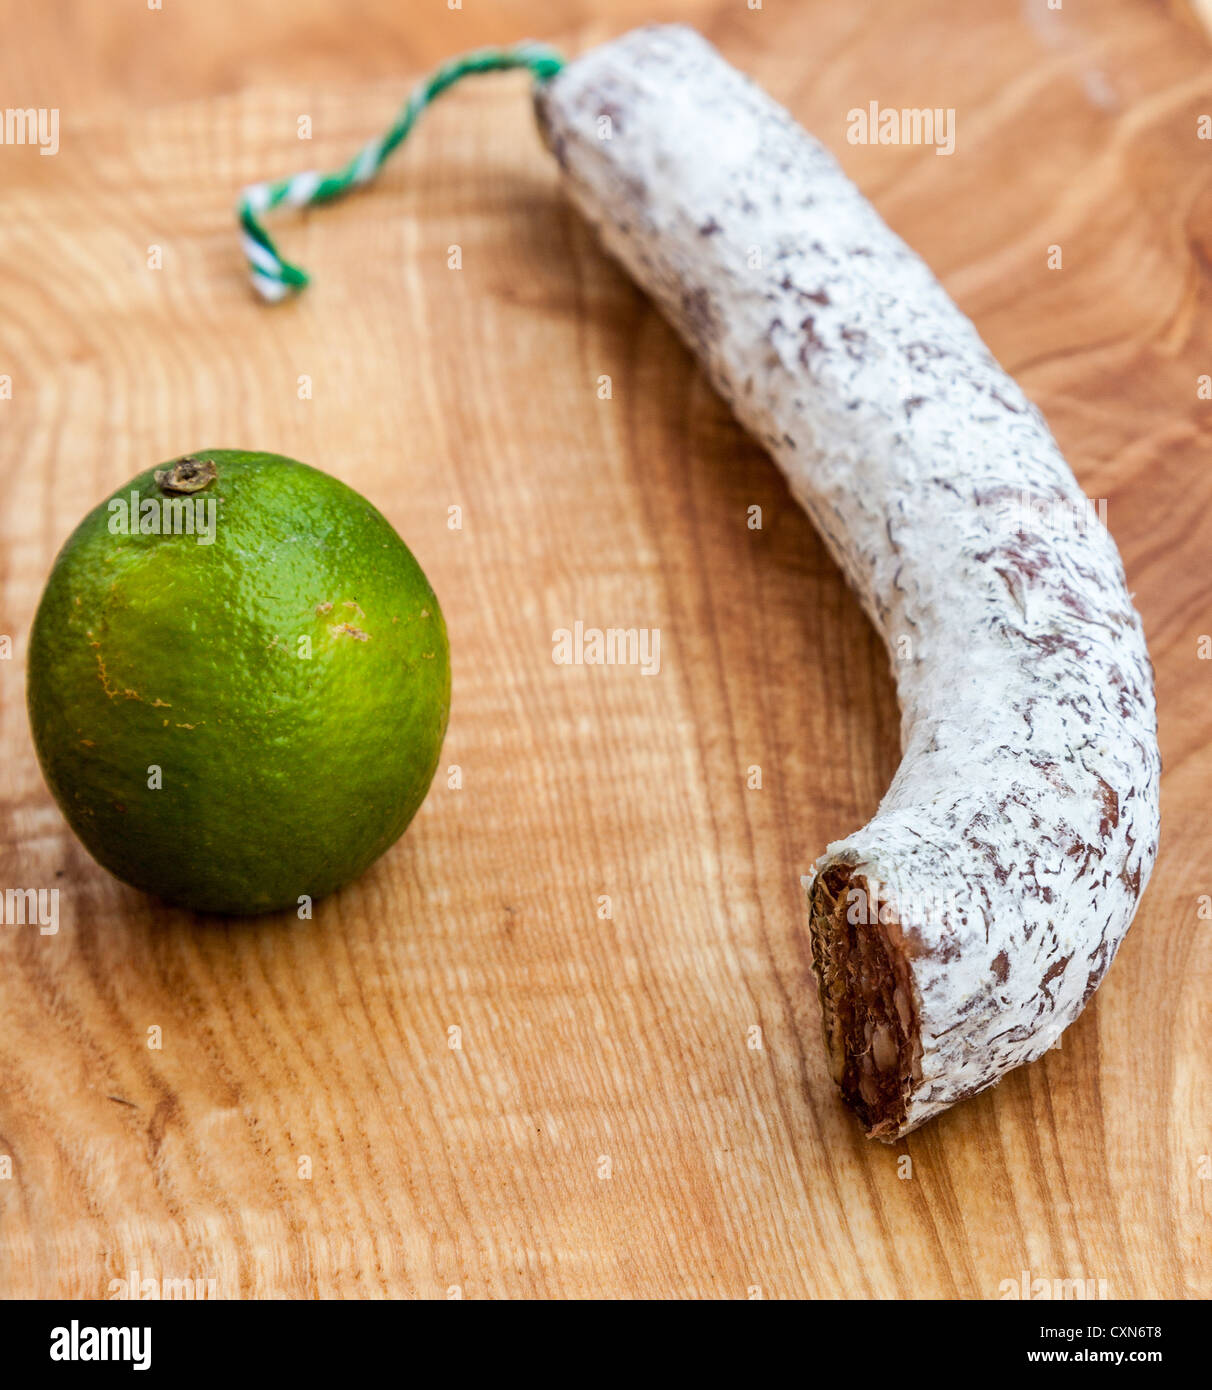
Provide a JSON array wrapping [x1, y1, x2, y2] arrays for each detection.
[[27, 450, 450, 915]]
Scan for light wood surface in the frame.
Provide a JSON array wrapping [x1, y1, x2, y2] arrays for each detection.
[[0, 0, 1208, 1299]]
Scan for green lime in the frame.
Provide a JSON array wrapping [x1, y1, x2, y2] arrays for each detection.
[[27, 450, 450, 915]]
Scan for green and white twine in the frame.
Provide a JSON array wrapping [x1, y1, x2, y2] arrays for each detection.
[[238, 41, 565, 302]]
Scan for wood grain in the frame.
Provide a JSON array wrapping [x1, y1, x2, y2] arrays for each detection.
[[0, 0, 1208, 1299]]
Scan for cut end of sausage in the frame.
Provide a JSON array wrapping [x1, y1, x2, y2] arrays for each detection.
[[808, 863, 922, 1140]]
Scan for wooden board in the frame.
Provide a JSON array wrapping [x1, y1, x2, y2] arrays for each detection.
[[0, 0, 1208, 1299]]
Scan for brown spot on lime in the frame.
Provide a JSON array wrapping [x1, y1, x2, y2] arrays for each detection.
[[316, 601, 333, 614], [154, 456, 217, 495], [79, 739, 95, 748], [331, 623, 369, 642], [92, 647, 122, 699]]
